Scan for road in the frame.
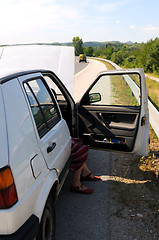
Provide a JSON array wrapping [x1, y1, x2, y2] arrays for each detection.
[[73, 58, 107, 102], [56, 59, 112, 240], [74, 57, 89, 75]]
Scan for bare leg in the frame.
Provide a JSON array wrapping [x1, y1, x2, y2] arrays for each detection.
[[71, 165, 90, 191], [81, 163, 94, 178], [72, 165, 83, 187]]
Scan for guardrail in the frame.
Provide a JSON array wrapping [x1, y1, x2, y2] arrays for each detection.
[[95, 57, 159, 138]]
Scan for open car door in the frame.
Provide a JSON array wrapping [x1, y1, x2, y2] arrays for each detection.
[[77, 68, 149, 156]]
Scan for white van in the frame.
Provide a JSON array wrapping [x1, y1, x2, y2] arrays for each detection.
[[0, 45, 149, 239]]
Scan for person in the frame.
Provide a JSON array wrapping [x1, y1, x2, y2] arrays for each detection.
[[69, 137, 101, 194]]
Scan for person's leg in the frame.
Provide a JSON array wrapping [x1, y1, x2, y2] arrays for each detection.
[[71, 165, 94, 192], [71, 165, 83, 188], [81, 163, 90, 175], [81, 163, 101, 181]]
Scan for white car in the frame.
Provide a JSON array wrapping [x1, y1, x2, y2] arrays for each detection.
[[0, 46, 149, 239]]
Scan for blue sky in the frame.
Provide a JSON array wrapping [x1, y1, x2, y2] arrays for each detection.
[[0, 0, 159, 44]]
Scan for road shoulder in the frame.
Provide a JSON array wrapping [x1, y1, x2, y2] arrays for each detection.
[[110, 152, 159, 240]]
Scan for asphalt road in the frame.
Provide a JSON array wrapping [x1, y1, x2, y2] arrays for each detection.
[[56, 150, 111, 240], [74, 57, 89, 75], [56, 59, 112, 240], [73, 58, 107, 102]]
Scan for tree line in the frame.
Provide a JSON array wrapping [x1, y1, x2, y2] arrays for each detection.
[[72, 37, 159, 74]]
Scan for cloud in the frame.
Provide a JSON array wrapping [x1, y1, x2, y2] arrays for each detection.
[[0, 0, 82, 44], [129, 25, 136, 30], [116, 20, 120, 24], [93, 0, 130, 12], [143, 25, 159, 33]]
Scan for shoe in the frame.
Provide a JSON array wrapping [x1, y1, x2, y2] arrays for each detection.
[[81, 172, 101, 181], [70, 184, 94, 194]]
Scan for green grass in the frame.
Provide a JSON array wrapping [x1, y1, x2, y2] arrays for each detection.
[[146, 77, 159, 111], [111, 75, 139, 106]]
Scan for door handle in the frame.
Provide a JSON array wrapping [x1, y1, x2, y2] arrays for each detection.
[[47, 142, 56, 153]]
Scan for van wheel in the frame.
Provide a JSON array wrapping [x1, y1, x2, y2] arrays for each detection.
[[37, 196, 55, 240]]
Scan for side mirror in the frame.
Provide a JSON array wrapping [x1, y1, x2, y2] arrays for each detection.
[[89, 93, 101, 103]]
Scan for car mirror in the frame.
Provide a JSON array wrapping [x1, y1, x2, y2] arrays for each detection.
[[89, 93, 101, 103]]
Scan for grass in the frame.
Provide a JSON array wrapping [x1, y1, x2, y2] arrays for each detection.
[[111, 74, 139, 106], [97, 59, 140, 106], [98, 59, 116, 70], [139, 125, 159, 177], [146, 76, 159, 110]]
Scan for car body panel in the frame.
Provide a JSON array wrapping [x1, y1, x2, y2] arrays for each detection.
[[0, 86, 8, 168], [0, 77, 48, 234], [0, 45, 75, 96]]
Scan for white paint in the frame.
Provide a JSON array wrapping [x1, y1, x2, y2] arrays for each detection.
[[0, 45, 75, 95]]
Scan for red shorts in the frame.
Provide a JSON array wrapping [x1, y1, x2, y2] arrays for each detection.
[[69, 138, 89, 171]]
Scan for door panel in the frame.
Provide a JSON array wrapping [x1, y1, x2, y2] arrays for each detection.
[[78, 105, 140, 152], [78, 69, 149, 156]]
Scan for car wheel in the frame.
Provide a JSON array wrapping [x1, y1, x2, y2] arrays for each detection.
[[37, 196, 55, 240]]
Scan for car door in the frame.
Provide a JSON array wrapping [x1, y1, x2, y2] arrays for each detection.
[[18, 72, 71, 176], [77, 68, 149, 157]]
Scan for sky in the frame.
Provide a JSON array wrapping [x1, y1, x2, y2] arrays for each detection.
[[0, 0, 159, 45]]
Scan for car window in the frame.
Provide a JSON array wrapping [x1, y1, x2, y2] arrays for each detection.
[[89, 73, 141, 107], [24, 78, 61, 138], [44, 76, 66, 103]]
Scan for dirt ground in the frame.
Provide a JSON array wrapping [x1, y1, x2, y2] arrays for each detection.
[[109, 133, 159, 240]]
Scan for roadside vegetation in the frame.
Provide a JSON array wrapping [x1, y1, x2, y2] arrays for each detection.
[[110, 74, 139, 106], [146, 77, 159, 111], [72, 36, 159, 80]]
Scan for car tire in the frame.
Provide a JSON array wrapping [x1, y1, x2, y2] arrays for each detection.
[[36, 196, 55, 240]]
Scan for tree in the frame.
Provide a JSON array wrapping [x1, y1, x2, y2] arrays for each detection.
[[105, 43, 117, 60], [84, 46, 93, 57], [72, 37, 83, 56]]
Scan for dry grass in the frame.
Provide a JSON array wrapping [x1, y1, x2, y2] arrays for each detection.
[[139, 126, 159, 178]]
